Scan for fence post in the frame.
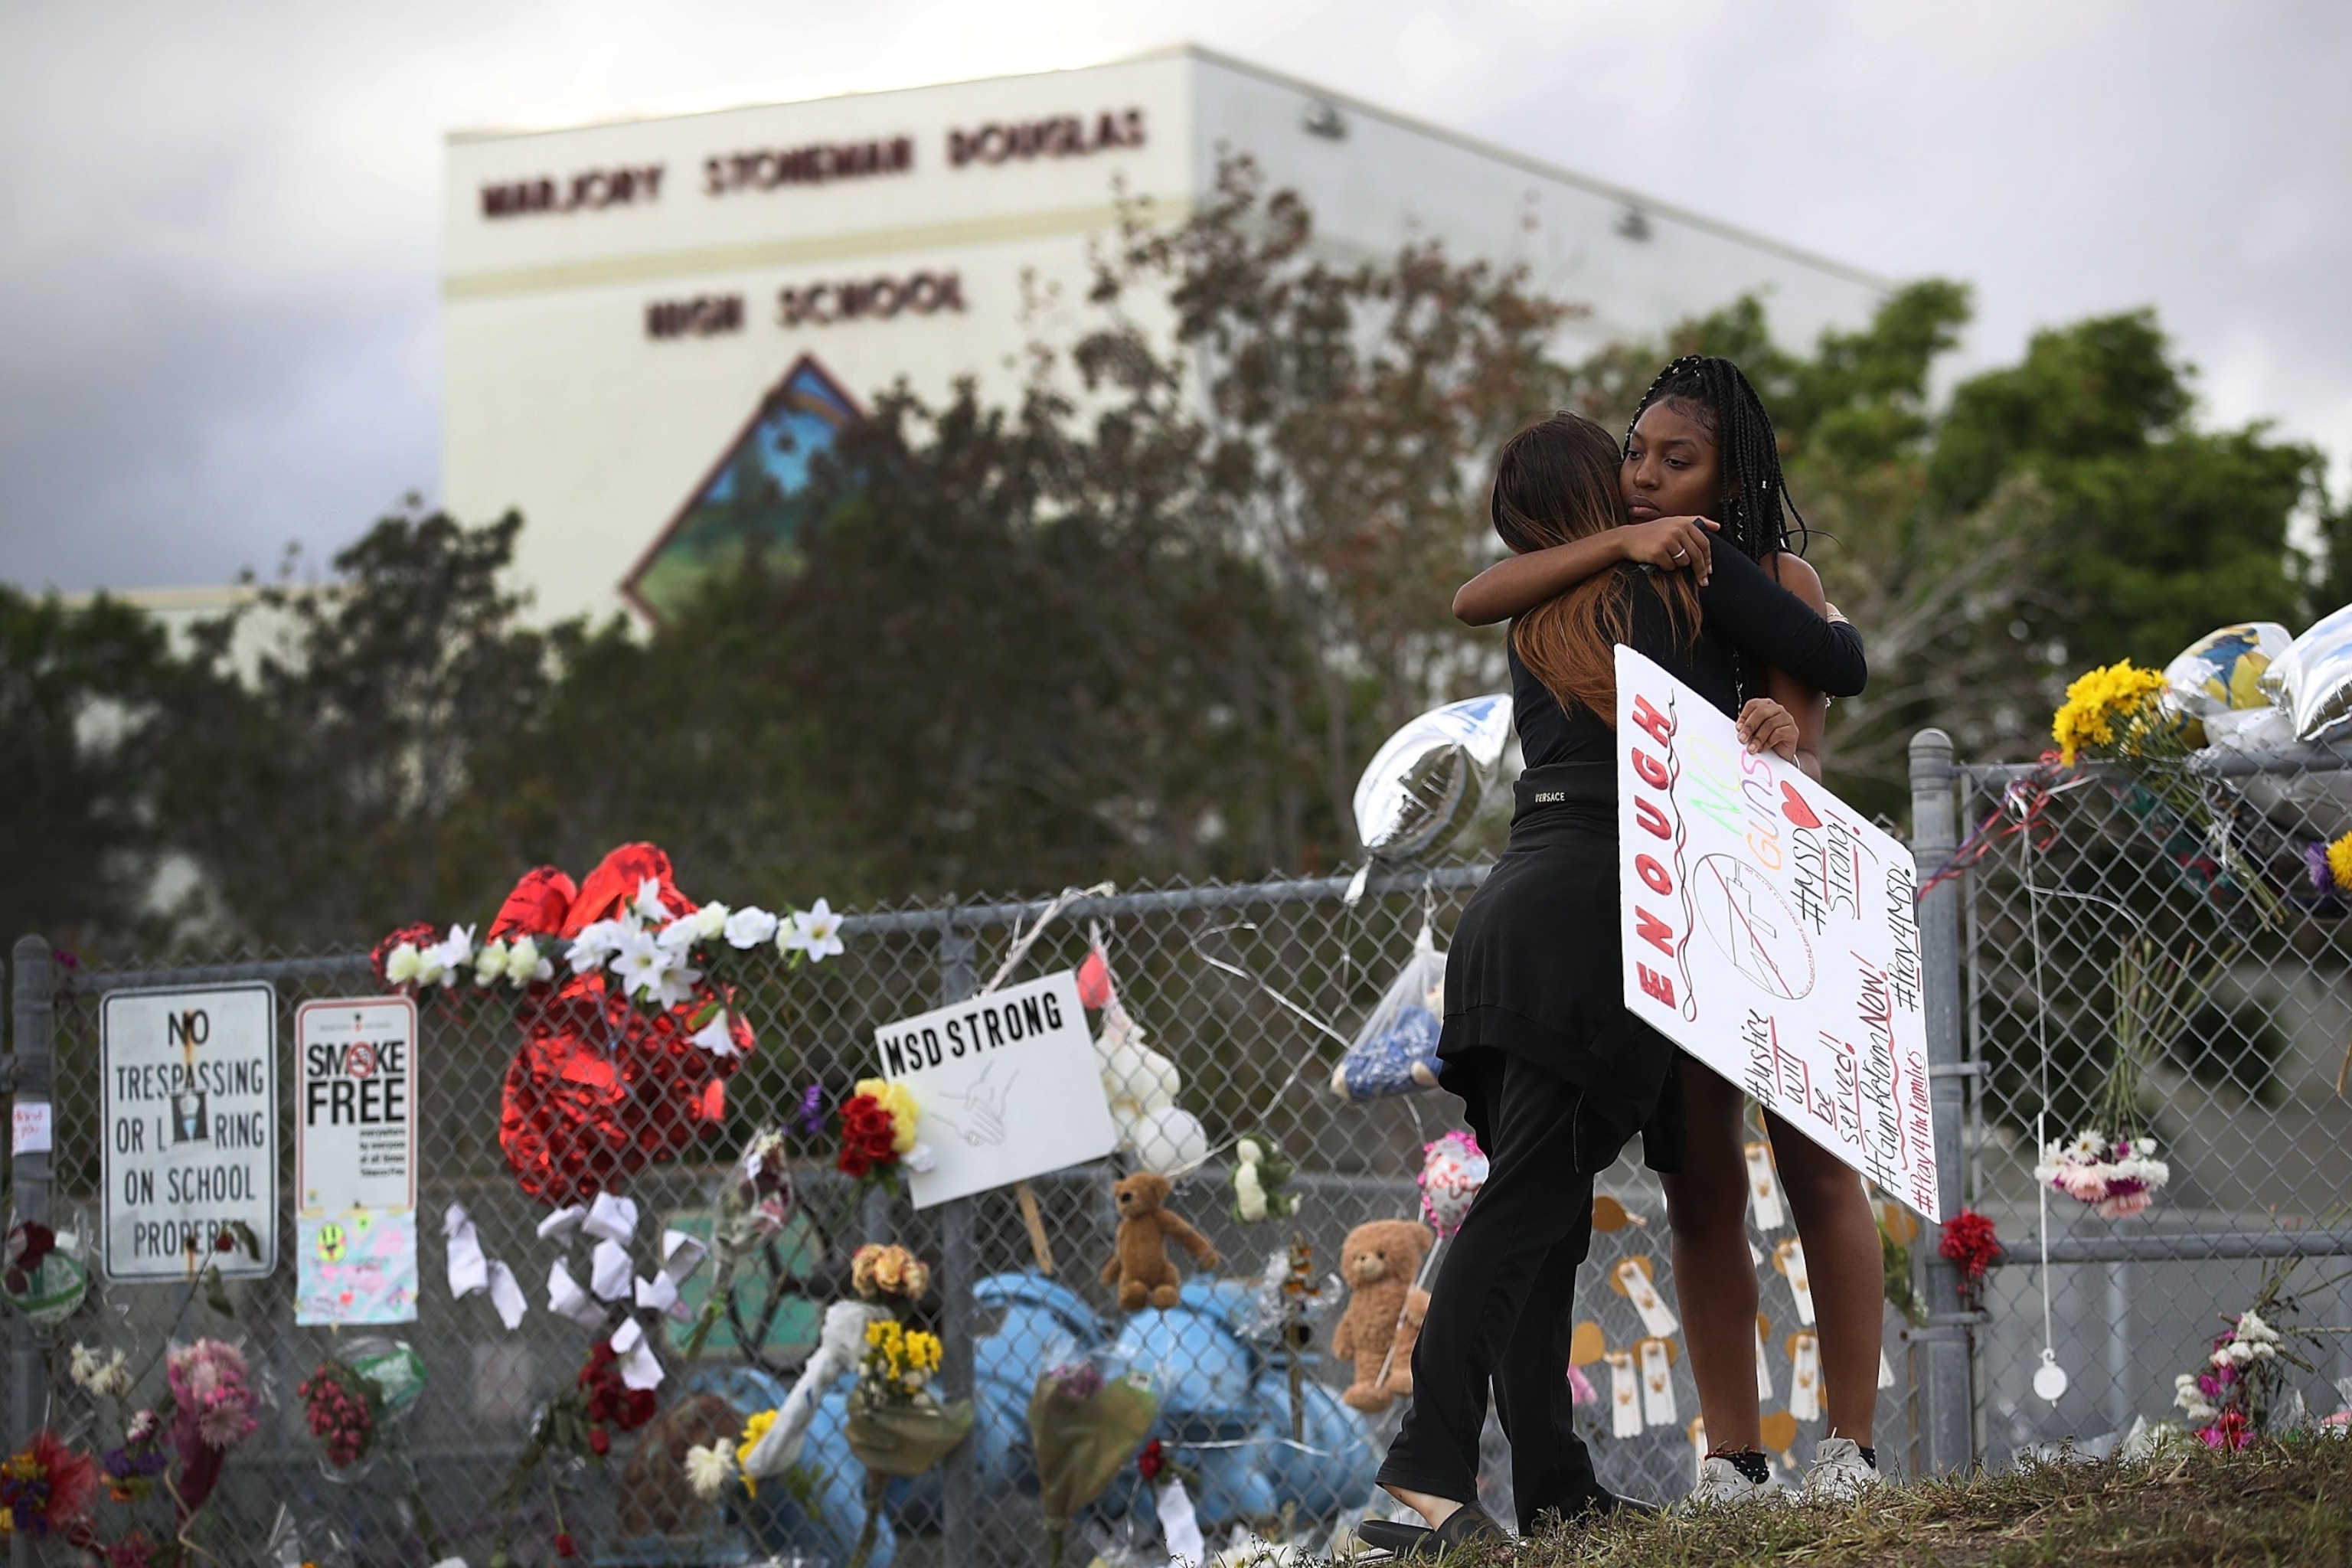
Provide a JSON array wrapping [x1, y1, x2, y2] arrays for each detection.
[[8, 936, 54, 1568], [936, 915, 978, 1566], [1909, 730, 1977, 1473]]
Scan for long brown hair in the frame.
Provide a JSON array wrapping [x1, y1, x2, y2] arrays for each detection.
[[1492, 412, 1698, 724]]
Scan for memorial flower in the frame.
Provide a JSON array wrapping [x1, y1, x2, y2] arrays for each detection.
[[724, 906, 780, 949], [503, 935, 553, 986], [68, 1344, 132, 1400], [683, 1440, 737, 1501], [782, 898, 845, 962], [0, 1430, 99, 1537]]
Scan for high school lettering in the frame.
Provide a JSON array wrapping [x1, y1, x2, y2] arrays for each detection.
[[1613, 646, 1936, 1219]]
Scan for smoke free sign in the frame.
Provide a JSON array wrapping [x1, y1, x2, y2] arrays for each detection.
[[100, 982, 278, 1280]]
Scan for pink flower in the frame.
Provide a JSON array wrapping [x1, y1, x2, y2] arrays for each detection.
[[1566, 1364, 1598, 1406], [166, 1340, 257, 1453], [2094, 1189, 2152, 1220], [2056, 1166, 2110, 1203]]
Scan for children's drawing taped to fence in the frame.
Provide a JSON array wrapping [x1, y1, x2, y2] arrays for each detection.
[[1614, 645, 1938, 1220]]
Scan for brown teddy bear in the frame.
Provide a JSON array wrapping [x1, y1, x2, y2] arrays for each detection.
[[1102, 1171, 1220, 1311], [1331, 1219, 1434, 1413]]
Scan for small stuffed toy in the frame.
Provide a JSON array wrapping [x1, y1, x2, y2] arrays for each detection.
[[1103, 1171, 1220, 1311], [1229, 1133, 1299, 1225], [1330, 1219, 1434, 1413]]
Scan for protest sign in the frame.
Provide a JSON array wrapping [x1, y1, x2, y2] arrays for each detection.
[[1615, 645, 1937, 1219], [871, 971, 1119, 1209], [100, 982, 278, 1280]]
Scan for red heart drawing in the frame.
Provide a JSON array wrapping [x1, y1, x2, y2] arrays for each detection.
[[1779, 780, 1822, 830]]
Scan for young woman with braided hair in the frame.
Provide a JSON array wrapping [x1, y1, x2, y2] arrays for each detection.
[[1360, 410, 1864, 1558], [1452, 354, 1887, 1504]]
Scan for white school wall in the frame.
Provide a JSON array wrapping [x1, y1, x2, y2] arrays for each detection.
[[439, 45, 1892, 629]]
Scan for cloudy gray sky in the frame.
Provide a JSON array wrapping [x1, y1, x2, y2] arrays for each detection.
[[4, 0, 2347, 595]]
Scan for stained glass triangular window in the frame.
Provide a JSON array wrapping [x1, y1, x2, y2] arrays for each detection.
[[624, 354, 861, 621]]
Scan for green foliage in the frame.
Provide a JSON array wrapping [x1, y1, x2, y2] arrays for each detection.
[[1567, 287, 2331, 818], [5, 168, 2342, 945], [155, 506, 561, 946], [0, 586, 177, 949]]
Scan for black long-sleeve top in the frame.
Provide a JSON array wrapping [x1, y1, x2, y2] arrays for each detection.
[[1438, 546, 1868, 1174], [1511, 545, 1868, 770]]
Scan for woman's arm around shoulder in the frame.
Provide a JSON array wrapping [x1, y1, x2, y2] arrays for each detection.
[[1452, 517, 1720, 625], [1697, 547, 1867, 698]]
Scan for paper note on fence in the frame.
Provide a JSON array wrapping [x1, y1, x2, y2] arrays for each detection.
[[1614, 645, 1938, 1220]]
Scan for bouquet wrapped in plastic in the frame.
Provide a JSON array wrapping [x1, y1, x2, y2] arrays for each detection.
[[1027, 1351, 1160, 1566], [843, 1318, 972, 1568]]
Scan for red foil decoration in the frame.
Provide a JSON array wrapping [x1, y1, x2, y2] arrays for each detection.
[[482, 844, 753, 1207]]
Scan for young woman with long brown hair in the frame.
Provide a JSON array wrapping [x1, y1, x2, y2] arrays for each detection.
[[1452, 356, 1887, 1505], [1361, 409, 1864, 1556]]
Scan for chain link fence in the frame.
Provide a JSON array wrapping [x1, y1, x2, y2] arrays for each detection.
[[1933, 739, 2352, 1465], [4, 857, 1926, 1566]]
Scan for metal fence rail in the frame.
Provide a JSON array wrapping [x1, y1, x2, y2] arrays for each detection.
[[5, 855, 1928, 1566]]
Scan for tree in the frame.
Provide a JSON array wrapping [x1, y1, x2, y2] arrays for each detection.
[[155, 506, 561, 947], [1564, 290, 2328, 815], [1073, 158, 1582, 864], [1929, 310, 2322, 669], [0, 587, 177, 952]]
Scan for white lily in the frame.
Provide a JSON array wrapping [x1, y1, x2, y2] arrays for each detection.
[[632, 876, 671, 924], [657, 915, 703, 953], [783, 898, 845, 962], [430, 924, 475, 987], [724, 906, 779, 949], [609, 926, 666, 999], [649, 949, 704, 1009], [689, 1011, 740, 1059]]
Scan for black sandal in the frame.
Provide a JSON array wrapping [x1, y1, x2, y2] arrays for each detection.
[[1354, 1505, 1509, 1561], [1354, 1518, 1436, 1557]]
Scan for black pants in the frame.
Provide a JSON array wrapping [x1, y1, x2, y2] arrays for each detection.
[[1375, 1048, 1606, 1532]]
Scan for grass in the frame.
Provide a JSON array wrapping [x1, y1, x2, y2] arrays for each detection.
[[1481, 1439, 2352, 1567]]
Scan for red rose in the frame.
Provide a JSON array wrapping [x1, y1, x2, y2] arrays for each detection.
[[838, 1145, 873, 1179], [861, 1128, 897, 1160], [1138, 1439, 1165, 1482], [555, 1531, 579, 1558], [622, 1388, 657, 1429], [589, 1426, 610, 1456]]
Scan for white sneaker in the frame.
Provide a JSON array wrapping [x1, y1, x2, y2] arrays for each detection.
[[1687, 1455, 1772, 1508], [1804, 1436, 1884, 1501]]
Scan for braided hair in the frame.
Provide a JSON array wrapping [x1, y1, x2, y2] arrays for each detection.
[[1622, 354, 1809, 563]]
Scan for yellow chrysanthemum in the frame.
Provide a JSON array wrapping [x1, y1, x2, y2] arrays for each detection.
[[2052, 661, 2169, 765], [737, 1407, 779, 1498], [852, 1077, 922, 1154], [2329, 834, 2352, 895]]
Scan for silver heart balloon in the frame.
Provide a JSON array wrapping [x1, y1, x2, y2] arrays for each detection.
[[1352, 694, 1515, 863]]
